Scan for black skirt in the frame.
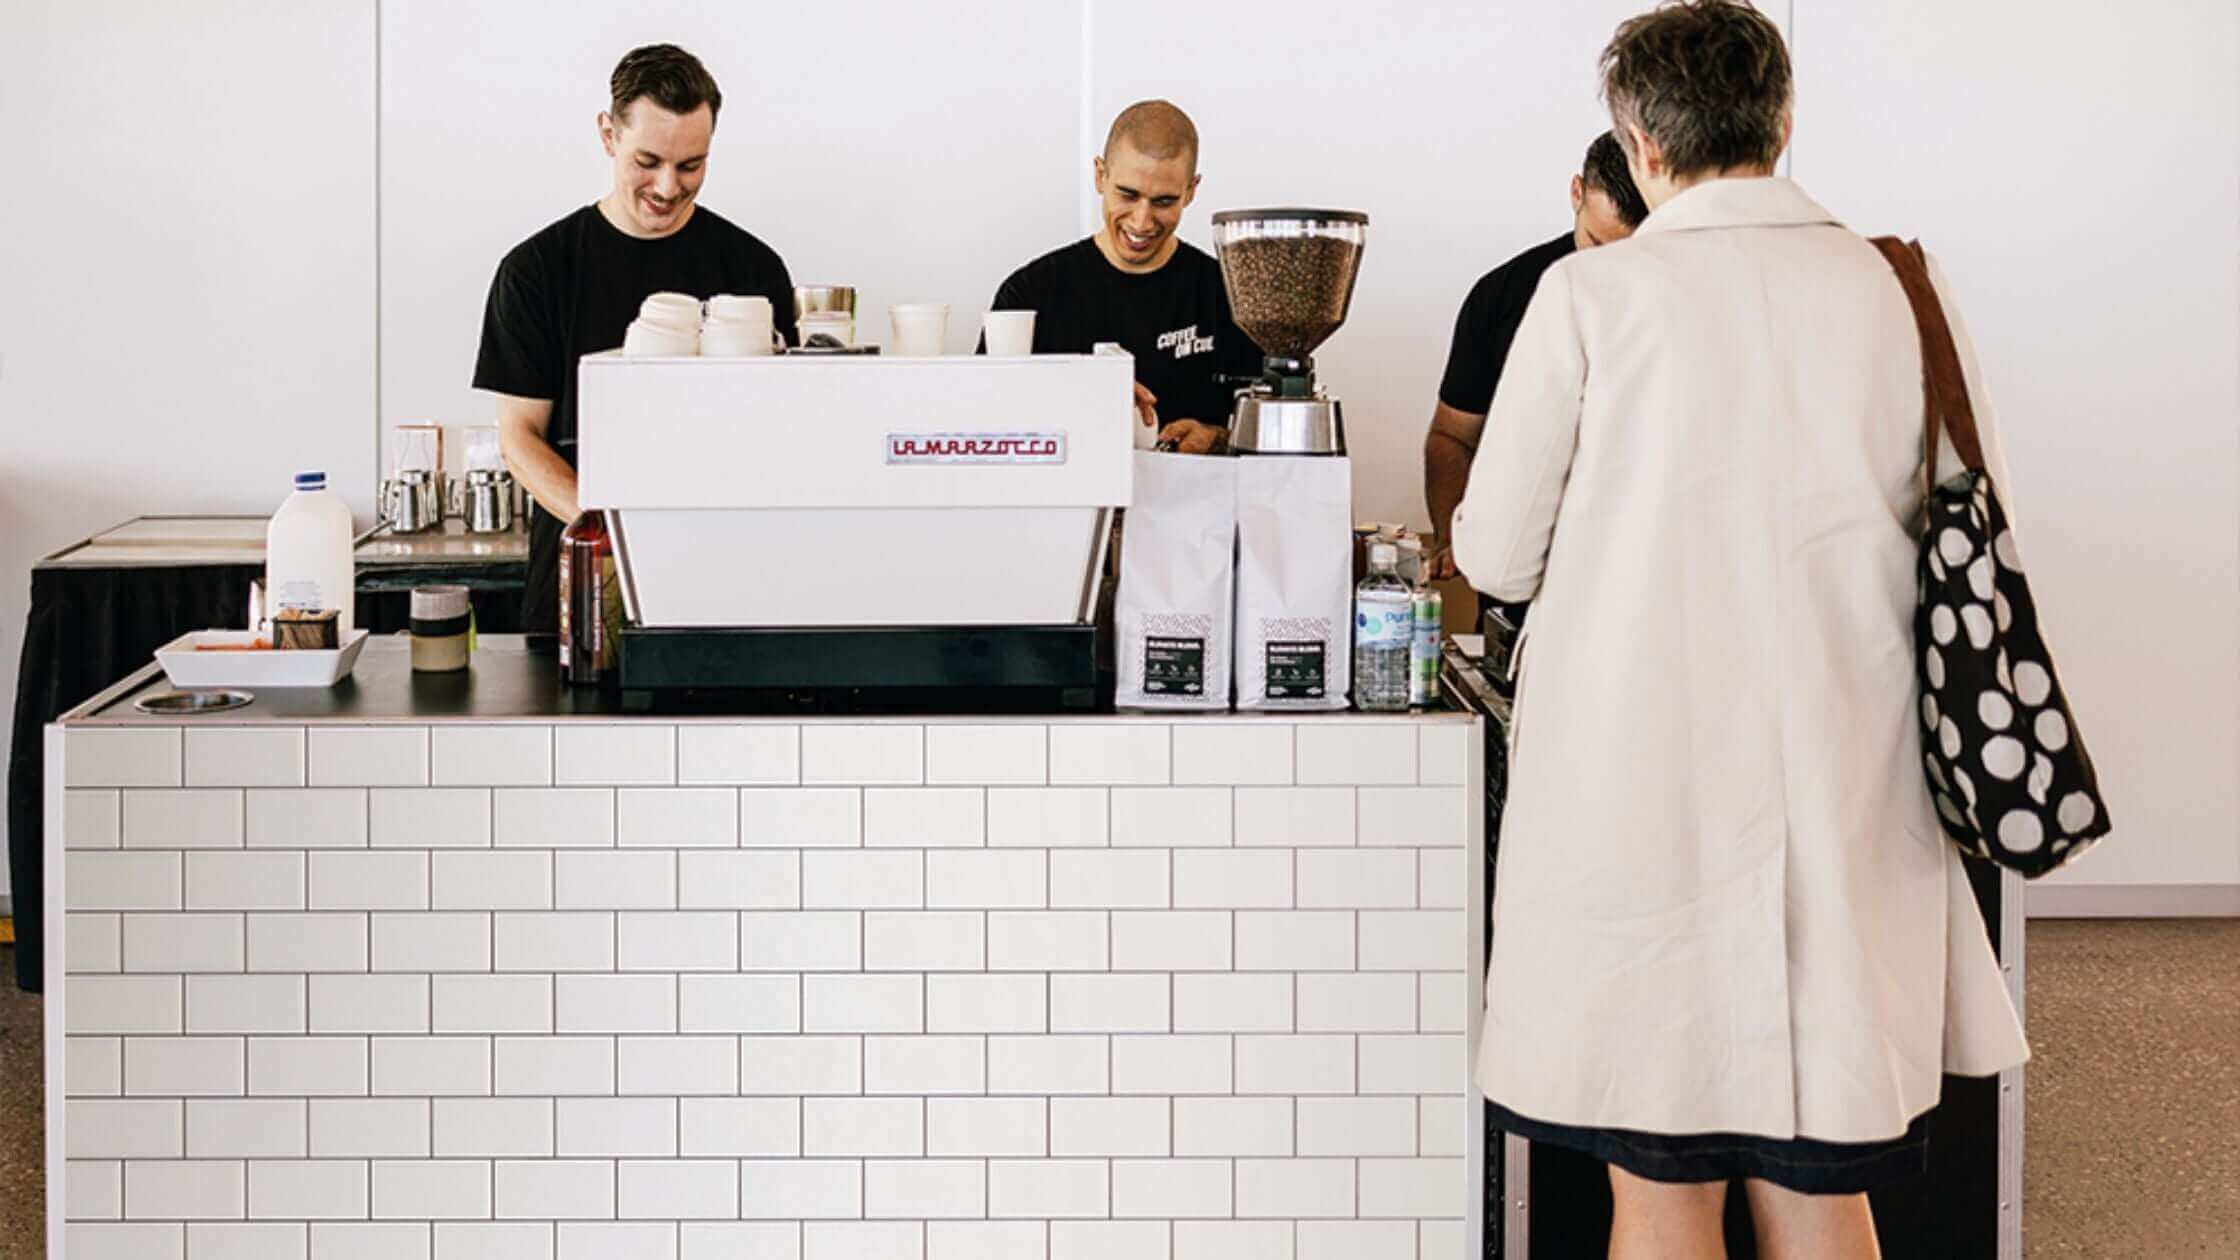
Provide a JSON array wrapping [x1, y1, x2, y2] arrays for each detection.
[[1489, 1102, 1931, 1195]]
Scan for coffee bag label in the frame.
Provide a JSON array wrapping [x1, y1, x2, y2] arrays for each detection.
[[1264, 640, 1327, 699], [1143, 635, 1207, 696]]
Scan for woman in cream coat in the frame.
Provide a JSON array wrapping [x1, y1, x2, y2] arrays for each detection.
[[1450, 4, 2029, 1257]]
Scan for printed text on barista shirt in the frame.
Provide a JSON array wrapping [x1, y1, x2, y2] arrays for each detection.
[[1157, 324, 1216, 359]]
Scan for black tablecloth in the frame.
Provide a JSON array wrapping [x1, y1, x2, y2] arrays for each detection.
[[7, 564, 262, 990]]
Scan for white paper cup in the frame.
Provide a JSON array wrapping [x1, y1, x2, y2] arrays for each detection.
[[622, 318, 698, 357], [639, 292, 703, 331], [983, 310, 1036, 356], [889, 304, 950, 357], [799, 311, 855, 348], [706, 294, 772, 323], [700, 317, 777, 357]]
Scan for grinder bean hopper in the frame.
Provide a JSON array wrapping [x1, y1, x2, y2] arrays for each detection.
[[1211, 208, 1369, 455]]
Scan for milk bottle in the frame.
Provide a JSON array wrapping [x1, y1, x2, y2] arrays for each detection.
[[265, 471, 355, 638]]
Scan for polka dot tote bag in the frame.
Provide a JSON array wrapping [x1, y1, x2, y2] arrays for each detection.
[[1874, 238, 2111, 877]]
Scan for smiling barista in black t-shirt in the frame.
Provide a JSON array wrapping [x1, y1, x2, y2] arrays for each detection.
[[985, 100, 1261, 451], [474, 44, 797, 632]]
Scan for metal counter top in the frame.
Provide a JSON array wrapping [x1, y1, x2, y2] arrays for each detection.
[[35, 515, 270, 570], [62, 636, 1478, 727], [355, 517, 529, 568], [35, 515, 526, 572], [66, 636, 600, 725]]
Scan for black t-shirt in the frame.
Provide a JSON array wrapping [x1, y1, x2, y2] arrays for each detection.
[[472, 203, 795, 630], [474, 203, 797, 453], [1436, 232, 1576, 414], [988, 237, 1262, 427]]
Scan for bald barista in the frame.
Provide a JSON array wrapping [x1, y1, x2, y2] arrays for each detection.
[[984, 100, 1261, 451]]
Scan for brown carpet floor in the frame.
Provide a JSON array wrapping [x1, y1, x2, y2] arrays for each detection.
[[0, 921, 2231, 1257], [2021, 918, 2240, 1257], [0, 947, 39, 1260]]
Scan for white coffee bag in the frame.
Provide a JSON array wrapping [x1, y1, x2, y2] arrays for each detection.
[[1115, 451, 1237, 710], [1235, 455, 1353, 710]]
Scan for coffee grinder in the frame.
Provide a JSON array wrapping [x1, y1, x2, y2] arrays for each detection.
[[1210, 208, 1369, 454], [1211, 208, 1369, 710]]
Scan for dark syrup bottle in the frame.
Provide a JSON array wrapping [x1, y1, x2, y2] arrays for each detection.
[[559, 510, 616, 688]]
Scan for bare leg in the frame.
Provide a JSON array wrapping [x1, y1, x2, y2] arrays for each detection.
[[1608, 1164, 1728, 1260], [1743, 1179, 1880, 1260]]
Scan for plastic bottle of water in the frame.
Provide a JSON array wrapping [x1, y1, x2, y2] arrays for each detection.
[[1353, 542, 1413, 711], [265, 471, 355, 638]]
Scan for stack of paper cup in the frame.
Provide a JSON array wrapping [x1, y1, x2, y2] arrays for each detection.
[[623, 292, 701, 357], [702, 294, 777, 357], [622, 322, 697, 356], [983, 310, 1036, 356], [889, 304, 950, 357], [641, 292, 701, 329]]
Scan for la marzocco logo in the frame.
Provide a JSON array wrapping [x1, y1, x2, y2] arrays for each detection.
[[886, 433, 1067, 464]]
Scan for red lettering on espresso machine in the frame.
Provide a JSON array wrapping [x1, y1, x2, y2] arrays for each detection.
[[886, 433, 1068, 464]]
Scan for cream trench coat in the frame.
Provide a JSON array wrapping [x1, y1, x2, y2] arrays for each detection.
[[1452, 177, 2030, 1144]]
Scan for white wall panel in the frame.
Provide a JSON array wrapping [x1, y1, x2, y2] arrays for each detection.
[[1792, 0, 2240, 889], [0, 0, 377, 900], [376, 0, 1081, 461]]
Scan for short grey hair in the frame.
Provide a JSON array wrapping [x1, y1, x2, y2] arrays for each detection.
[[1600, 1, 1792, 176]]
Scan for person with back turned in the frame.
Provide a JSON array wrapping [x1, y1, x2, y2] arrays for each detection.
[[1424, 131, 1647, 588], [1451, 5, 2029, 1255], [474, 43, 797, 632]]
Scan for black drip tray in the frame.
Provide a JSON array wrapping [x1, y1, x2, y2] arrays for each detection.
[[618, 624, 1099, 713]]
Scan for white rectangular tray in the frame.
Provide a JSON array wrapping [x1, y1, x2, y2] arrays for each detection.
[[155, 629, 370, 688]]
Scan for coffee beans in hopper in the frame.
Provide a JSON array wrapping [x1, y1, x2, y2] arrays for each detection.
[[1221, 235, 1363, 358]]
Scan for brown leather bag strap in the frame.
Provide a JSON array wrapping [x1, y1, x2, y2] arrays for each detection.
[[1870, 236, 1988, 494]]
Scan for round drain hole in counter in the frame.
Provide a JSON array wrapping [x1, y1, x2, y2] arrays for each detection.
[[134, 689, 255, 715]]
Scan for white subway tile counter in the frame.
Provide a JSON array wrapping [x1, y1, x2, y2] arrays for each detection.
[[48, 638, 1485, 1259]]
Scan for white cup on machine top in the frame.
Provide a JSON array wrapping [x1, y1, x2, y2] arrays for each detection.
[[638, 291, 702, 332], [705, 294, 770, 323], [698, 321, 777, 357], [622, 319, 698, 357], [982, 309, 1036, 356], [700, 294, 778, 357], [889, 304, 950, 357]]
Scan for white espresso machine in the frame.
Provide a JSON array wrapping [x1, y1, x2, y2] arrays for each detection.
[[574, 349, 1135, 707]]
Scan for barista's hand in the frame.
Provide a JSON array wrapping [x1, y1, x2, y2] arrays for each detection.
[[1157, 420, 1228, 455], [1133, 382, 1159, 430], [1429, 544, 1459, 581]]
